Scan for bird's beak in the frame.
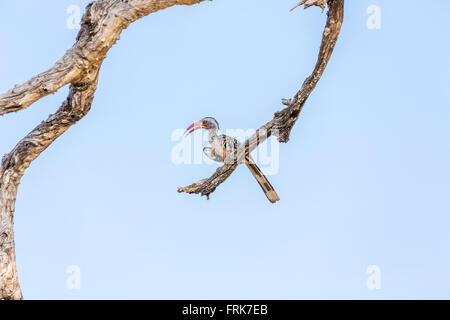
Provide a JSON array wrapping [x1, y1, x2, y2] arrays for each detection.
[[184, 121, 205, 136]]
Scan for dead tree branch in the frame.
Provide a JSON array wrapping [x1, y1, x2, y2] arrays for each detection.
[[178, 0, 344, 198], [0, 0, 344, 299], [0, 0, 207, 301]]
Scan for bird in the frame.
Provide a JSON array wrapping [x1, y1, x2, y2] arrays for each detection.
[[184, 117, 280, 203]]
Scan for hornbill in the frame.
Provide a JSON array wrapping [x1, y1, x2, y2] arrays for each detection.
[[185, 117, 280, 203]]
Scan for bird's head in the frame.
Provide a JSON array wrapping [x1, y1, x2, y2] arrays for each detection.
[[184, 117, 219, 136]]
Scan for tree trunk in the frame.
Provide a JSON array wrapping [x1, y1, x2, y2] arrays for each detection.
[[0, 0, 208, 300], [0, 0, 343, 299], [0, 183, 22, 300]]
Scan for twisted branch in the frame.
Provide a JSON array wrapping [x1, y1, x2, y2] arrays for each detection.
[[0, 0, 207, 300], [178, 0, 344, 198], [0, 0, 344, 299]]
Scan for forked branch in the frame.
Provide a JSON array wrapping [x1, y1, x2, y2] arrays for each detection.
[[0, 0, 207, 300], [0, 0, 344, 299]]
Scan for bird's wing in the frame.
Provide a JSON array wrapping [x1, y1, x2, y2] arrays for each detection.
[[217, 135, 240, 164]]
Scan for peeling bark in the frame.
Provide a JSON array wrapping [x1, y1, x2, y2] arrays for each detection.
[[0, 0, 206, 300]]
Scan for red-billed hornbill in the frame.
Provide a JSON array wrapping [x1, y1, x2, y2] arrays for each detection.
[[185, 117, 280, 203]]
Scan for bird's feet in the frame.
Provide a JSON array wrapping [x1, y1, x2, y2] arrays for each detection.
[[290, 0, 327, 12]]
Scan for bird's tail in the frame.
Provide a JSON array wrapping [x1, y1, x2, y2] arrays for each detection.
[[245, 156, 280, 203]]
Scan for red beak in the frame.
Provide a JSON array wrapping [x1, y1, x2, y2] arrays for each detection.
[[184, 121, 205, 136]]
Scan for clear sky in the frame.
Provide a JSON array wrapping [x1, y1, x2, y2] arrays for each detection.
[[0, 0, 449, 299]]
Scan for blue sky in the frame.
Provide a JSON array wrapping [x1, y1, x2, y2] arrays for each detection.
[[0, 0, 449, 299]]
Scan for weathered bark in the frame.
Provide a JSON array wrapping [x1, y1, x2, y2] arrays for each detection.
[[0, 0, 344, 299], [0, 77, 99, 300], [0, 185, 21, 300], [179, 0, 344, 198], [0, 0, 206, 300], [0, 0, 206, 117]]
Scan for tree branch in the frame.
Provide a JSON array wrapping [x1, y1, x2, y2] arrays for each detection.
[[0, 0, 207, 300], [0, 53, 81, 116], [0, 0, 343, 299], [178, 0, 344, 199], [0, 0, 206, 116]]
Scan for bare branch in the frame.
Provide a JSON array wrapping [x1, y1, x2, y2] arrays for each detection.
[[0, 0, 207, 300], [178, 0, 344, 198], [0, 0, 343, 299], [0, 77, 98, 300], [0, 0, 207, 116], [0, 53, 81, 116]]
